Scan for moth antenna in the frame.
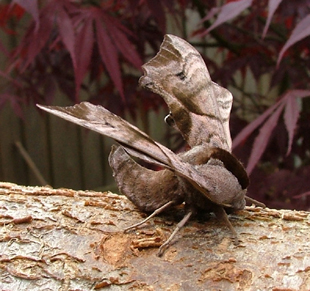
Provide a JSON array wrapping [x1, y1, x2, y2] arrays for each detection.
[[213, 206, 239, 244], [157, 210, 193, 257], [245, 196, 266, 208], [124, 201, 174, 232]]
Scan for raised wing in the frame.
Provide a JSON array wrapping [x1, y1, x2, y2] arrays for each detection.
[[139, 34, 233, 151]]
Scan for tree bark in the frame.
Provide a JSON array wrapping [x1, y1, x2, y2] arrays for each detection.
[[0, 182, 309, 290]]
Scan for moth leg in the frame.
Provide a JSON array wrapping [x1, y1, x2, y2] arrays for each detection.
[[213, 206, 238, 244], [124, 201, 174, 232], [157, 210, 193, 257], [245, 196, 266, 208]]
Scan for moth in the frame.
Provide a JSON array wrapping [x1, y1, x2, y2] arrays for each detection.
[[38, 34, 264, 256]]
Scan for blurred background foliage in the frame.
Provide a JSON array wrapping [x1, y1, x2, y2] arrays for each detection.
[[0, 0, 310, 210]]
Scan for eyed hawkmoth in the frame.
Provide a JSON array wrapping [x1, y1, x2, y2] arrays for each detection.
[[38, 35, 264, 256]]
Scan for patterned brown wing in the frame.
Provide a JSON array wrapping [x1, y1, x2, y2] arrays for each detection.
[[140, 34, 233, 152]]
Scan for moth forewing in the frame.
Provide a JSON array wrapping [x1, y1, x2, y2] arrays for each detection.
[[139, 34, 233, 152]]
